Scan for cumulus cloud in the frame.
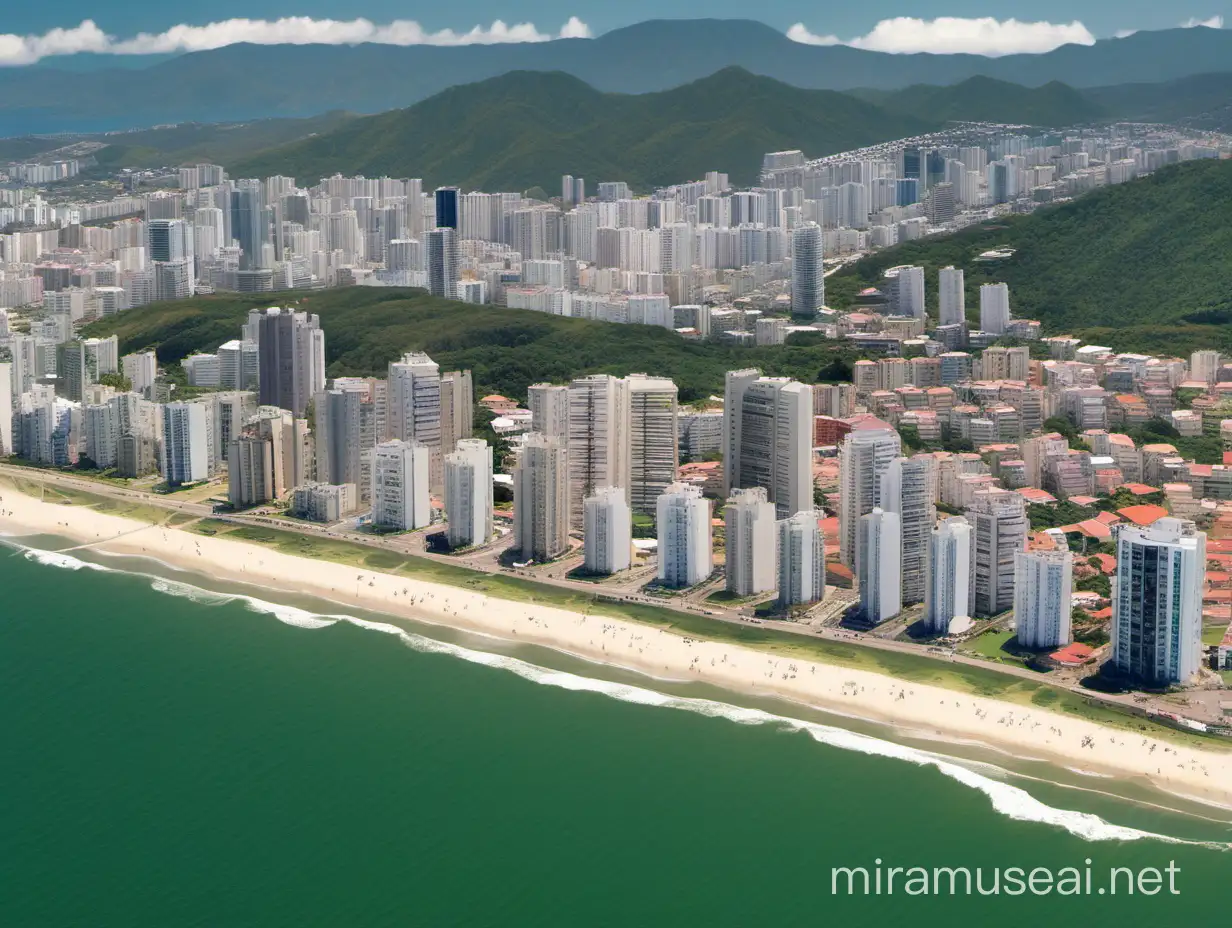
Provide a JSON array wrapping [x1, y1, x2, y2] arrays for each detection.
[[1180, 15, 1224, 28], [0, 16, 592, 65], [788, 16, 1097, 56]]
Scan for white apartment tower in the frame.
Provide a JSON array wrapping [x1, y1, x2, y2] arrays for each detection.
[[627, 374, 679, 519], [778, 510, 826, 607], [837, 427, 902, 570], [567, 374, 631, 529], [528, 383, 570, 443], [938, 266, 965, 327], [925, 516, 973, 634], [388, 352, 443, 491], [724, 487, 778, 597], [979, 283, 1011, 335], [790, 221, 824, 317], [880, 456, 935, 605], [371, 439, 431, 531], [444, 438, 494, 549], [161, 401, 209, 486], [1014, 547, 1074, 649], [723, 369, 813, 520], [513, 433, 570, 562], [858, 508, 902, 624], [1111, 518, 1205, 685], [583, 486, 633, 575], [968, 488, 1029, 617], [657, 482, 713, 588]]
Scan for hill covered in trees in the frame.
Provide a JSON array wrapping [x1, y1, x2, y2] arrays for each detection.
[[826, 158, 1232, 355], [82, 288, 856, 403], [853, 76, 1106, 127], [229, 68, 932, 191]]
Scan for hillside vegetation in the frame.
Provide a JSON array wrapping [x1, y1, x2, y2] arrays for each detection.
[[229, 68, 932, 190], [82, 288, 856, 403], [855, 76, 1106, 127], [826, 158, 1232, 354]]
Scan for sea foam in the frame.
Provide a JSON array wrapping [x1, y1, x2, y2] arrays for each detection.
[[12, 540, 1227, 848]]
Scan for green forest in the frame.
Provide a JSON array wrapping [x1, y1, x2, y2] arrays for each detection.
[[83, 288, 857, 403]]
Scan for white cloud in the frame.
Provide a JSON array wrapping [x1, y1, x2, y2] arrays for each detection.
[[788, 16, 1097, 56], [1113, 29, 1139, 39], [0, 16, 592, 65], [1180, 15, 1224, 28]]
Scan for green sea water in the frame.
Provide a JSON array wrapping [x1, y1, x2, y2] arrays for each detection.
[[2, 539, 1230, 927]]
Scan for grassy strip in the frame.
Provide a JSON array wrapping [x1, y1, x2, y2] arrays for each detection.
[[189, 518, 1226, 749]]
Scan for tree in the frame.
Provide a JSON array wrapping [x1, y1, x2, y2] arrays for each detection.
[[97, 372, 132, 391]]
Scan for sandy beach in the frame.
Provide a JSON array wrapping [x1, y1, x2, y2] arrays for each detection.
[[3, 486, 1230, 808]]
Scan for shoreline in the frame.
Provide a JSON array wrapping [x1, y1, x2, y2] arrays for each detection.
[[3, 487, 1231, 811]]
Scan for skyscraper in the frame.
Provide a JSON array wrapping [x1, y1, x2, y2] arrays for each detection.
[[583, 486, 632, 575], [938, 266, 965, 327], [837, 427, 902, 570], [979, 283, 1011, 334], [723, 370, 813, 520], [444, 438, 493, 549], [1014, 546, 1074, 649], [528, 383, 570, 442], [426, 227, 459, 299], [371, 439, 431, 531], [1111, 518, 1205, 686], [231, 183, 267, 270], [968, 488, 1029, 617], [434, 186, 459, 230], [724, 487, 777, 597], [513, 433, 570, 562], [315, 379, 383, 499], [656, 482, 712, 589], [627, 374, 678, 519], [790, 221, 824, 317], [162, 401, 209, 486], [885, 265, 925, 319], [858, 508, 901, 624], [439, 370, 474, 457], [388, 352, 443, 490], [567, 374, 631, 529], [777, 510, 825, 607], [257, 308, 324, 416], [880, 456, 935, 605], [925, 516, 973, 634]]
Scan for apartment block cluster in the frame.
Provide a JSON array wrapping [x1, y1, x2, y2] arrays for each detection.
[[0, 123, 1224, 347]]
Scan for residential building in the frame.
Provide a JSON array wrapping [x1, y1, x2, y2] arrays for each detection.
[[1014, 547, 1074, 649], [583, 486, 633, 575], [777, 510, 826, 607], [657, 482, 712, 588], [513, 433, 569, 561], [724, 487, 777, 597], [925, 516, 973, 634], [858, 507, 902, 624], [444, 438, 494, 549]]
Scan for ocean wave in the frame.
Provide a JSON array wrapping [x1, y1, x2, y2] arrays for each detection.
[[12, 540, 1227, 848]]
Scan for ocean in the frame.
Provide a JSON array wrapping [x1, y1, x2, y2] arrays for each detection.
[[2, 537, 1229, 927]]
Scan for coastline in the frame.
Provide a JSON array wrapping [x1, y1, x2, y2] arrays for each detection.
[[3, 486, 1231, 810]]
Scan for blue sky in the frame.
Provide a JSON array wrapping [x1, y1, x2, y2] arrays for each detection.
[[1, 2, 1227, 65]]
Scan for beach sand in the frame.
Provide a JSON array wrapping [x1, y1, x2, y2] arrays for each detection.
[[3, 488, 1229, 807]]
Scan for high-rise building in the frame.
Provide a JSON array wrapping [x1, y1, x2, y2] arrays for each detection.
[[122, 350, 158, 395], [627, 374, 678, 519], [388, 352, 443, 490], [426, 224, 460, 297], [1189, 349, 1221, 385], [257, 308, 324, 416], [1111, 518, 1205, 686], [925, 516, 973, 634], [1014, 546, 1074, 649], [885, 265, 925, 319], [968, 488, 1029, 617], [790, 221, 824, 317], [513, 433, 570, 562], [439, 370, 474, 457], [724, 487, 777, 597], [55, 340, 92, 402], [315, 379, 383, 499], [162, 401, 209, 486], [656, 482, 712, 588], [723, 370, 813, 520], [0, 360, 11, 455], [979, 283, 1011, 335], [528, 383, 570, 442], [583, 486, 632, 575], [567, 374, 631, 529], [371, 439, 431, 531], [938, 266, 965, 327], [858, 507, 901, 624], [434, 186, 459, 229], [444, 438, 493, 549], [231, 183, 267, 270], [837, 427, 902, 570], [777, 509, 826, 607], [426, 227, 459, 299], [228, 432, 275, 508], [880, 456, 935, 605]]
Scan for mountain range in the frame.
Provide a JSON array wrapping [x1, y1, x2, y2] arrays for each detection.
[[3, 20, 1232, 135]]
